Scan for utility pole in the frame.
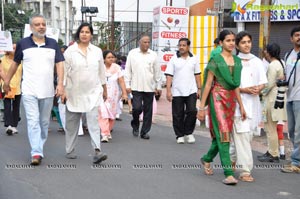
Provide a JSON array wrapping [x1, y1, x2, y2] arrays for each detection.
[[111, 0, 115, 50], [81, 0, 84, 22], [65, 0, 70, 45], [1, 0, 4, 30], [108, 0, 115, 50], [259, 0, 271, 58], [166, 0, 173, 6], [39, 0, 43, 15], [136, 0, 139, 46]]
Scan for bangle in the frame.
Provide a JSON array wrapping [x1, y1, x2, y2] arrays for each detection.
[[197, 107, 207, 111]]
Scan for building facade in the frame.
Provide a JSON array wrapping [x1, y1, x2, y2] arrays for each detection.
[[24, 0, 74, 45]]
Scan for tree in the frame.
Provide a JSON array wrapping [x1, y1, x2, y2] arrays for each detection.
[[1, 4, 33, 43], [58, 39, 64, 48], [96, 21, 122, 51]]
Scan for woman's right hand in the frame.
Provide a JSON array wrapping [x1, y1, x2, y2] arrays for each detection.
[[197, 109, 205, 121]]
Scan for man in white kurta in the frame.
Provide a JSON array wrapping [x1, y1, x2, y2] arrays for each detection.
[[124, 35, 162, 139], [230, 52, 267, 180]]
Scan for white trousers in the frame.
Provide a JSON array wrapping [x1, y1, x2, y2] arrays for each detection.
[[65, 106, 101, 154], [230, 118, 254, 177], [59, 103, 84, 135]]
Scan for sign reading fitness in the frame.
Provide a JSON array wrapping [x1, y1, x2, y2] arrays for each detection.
[[231, 0, 300, 22]]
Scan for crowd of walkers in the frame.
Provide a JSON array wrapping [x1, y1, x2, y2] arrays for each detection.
[[0, 13, 299, 186]]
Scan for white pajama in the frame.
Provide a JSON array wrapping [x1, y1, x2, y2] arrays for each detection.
[[230, 118, 254, 177], [231, 53, 267, 177]]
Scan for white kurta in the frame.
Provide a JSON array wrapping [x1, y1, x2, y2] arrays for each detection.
[[64, 42, 106, 112], [235, 53, 268, 131], [124, 48, 162, 92]]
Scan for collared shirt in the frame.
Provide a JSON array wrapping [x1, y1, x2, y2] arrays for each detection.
[[14, 34, 64, 98], [165, 52, 201, 97], [64, 42, 106, 112], [124, 48, 162, 92], [286, 49, 300, 101]]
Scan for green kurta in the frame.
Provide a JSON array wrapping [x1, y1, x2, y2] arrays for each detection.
[[201, 54, 242, 177]]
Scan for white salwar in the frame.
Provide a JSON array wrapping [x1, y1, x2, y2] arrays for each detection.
[[63, 42, 106, 154], [230, 53, 268, 177]]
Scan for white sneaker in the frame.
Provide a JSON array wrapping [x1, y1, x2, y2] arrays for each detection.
[[101, 136, 109, 143], [177, 136, 185, 144], [6, 126, 13, 136], [186, 134, 195, 144], [107, 134, 112, 140], [11, 127, 18, 134]]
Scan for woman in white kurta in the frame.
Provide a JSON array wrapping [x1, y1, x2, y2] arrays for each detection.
[[99, 50, 127, 142], [230, 31, 267, 182], [63, 23, 108, 164]]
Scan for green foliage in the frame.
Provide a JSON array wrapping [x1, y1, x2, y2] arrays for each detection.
[[96, 22, 121, 51], [1, 4, 33, 42], [58, 38, 64, 47]]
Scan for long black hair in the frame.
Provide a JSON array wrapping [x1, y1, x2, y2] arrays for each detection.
[[266, 43, 284, 69]]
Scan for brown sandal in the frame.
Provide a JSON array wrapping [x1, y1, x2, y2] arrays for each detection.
[[222, 176, 238, 185], [201, 158, 213, 175], [239, 175, 254, 182]]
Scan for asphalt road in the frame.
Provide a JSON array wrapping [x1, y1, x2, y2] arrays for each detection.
[[0, 108, 299, 199]]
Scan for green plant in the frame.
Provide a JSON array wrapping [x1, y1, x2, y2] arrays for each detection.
[[1, 4, 33, 43], [58, 38, 64, 47]]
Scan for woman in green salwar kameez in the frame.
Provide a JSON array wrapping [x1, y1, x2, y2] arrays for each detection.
[[197, 30, 246, 185]]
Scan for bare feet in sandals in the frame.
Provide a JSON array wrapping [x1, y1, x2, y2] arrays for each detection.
[[239, 174, 254, 182], [222, 176, 238, 185], [201, 158, 213, 175]]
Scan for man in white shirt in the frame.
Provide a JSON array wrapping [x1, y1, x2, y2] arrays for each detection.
[[125, 35, 162, 139], [165, 38, 201, 144]]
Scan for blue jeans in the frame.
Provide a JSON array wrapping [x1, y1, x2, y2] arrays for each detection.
[[22, 95, 53, 157], [286, 101, 300, 166]]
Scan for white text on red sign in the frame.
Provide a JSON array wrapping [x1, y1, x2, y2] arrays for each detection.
[[161, 31, 187, 39], [161, 7, 188, 15]]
